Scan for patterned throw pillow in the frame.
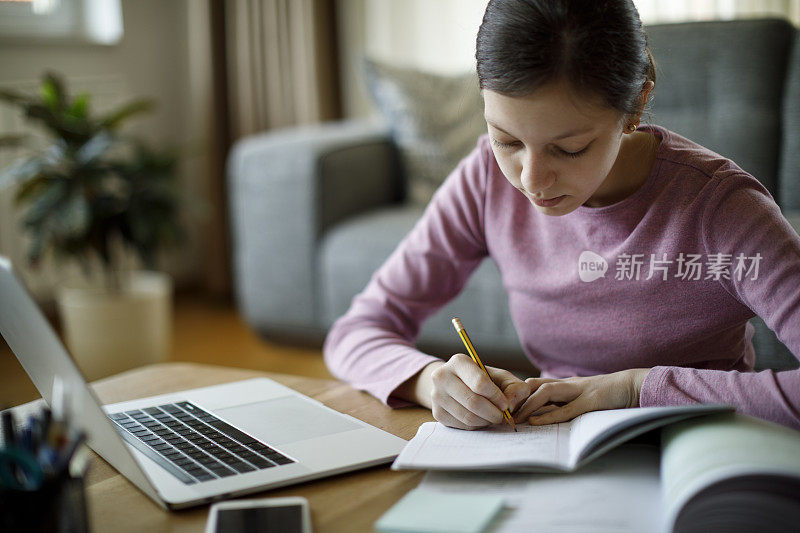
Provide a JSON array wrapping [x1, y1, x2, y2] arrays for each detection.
[[363, 58, 487, 206]]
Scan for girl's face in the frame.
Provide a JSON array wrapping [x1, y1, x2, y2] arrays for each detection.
[[483, 81, 635, 215]]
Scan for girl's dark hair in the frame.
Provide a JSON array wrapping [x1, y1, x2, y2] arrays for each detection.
[[476, 0, 656, 116]]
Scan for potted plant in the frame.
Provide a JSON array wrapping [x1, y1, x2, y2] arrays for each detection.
[[0, 72, 185, 380]]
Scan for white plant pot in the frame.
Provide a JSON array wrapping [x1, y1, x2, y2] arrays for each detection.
[[56, 271, 172, 381]]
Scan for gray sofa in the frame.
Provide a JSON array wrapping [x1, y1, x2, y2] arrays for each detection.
[[228, 19, 800, 373]]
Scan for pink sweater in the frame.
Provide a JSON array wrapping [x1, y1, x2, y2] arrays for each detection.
[[323, 126, 800, 430]]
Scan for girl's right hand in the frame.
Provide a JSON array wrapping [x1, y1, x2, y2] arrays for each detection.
[[428, 353, 532, 430]]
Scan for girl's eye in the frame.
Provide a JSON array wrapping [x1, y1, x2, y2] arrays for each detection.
[[490, 138, 519, 150], [557, 146, 588, 159], [492, 136, 590, 158]]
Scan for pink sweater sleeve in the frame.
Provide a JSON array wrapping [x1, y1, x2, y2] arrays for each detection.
[[640, 169, 800, 429], [323, 140, 490, 407]]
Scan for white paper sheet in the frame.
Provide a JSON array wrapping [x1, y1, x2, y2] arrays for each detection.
[[392, 420, 573, 470], [419, 444, 664, 533], [393, 405, 733, 472]]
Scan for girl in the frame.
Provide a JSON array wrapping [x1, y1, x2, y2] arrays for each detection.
[[324, 0, 800, 430]]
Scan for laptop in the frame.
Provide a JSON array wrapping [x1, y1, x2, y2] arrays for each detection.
[[0, 257, 407, 510]]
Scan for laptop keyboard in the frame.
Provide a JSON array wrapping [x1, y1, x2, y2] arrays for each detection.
[[108, 401, 295, 484]]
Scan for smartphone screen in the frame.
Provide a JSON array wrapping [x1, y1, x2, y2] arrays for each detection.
[[214, 504, 305, 533]]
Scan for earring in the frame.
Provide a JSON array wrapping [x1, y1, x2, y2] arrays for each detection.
[[626, 123, 637, 133]]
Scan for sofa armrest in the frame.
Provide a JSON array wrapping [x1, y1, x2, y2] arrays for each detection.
[[228, 119, 399, 335], [784, 209, 800, 236]]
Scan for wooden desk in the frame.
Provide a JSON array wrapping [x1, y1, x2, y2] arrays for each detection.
[[61, 362, 432, 532]]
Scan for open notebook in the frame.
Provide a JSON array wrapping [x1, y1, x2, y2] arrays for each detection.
[[414, 412, 800, 533], [392, 404, 732, 472]]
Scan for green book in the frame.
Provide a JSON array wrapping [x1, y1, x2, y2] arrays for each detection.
[[375, 488, 504, 533]]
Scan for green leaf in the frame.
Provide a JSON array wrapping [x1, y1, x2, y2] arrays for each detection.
[[99, 98, 155, 129], [67, 93, 89, 121], [0, 157, 44, 190], [24, 103, 61, 133], [3, 75, 184, 272], [14, 173, 51, 203], [75, 131, 114, 164], [40, 72, 66, 112], [21, 178, 67, 226], [57, 192, 90, 238]]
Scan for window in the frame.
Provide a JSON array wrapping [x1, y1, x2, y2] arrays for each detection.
[[0, 0, 123, 44]]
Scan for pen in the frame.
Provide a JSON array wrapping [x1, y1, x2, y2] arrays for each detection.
[[54, 431, 86, 473], [2, 410, 16, 447], [451, 317, 517, 432]]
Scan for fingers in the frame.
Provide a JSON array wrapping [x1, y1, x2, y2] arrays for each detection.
[[527, 403, 560, 417], [453, 354, 509, 411], [486, 366, 532, 411], [439, 374, 504, 425], [514, 381, 581, 422], [525, 377, 562, 390], [429, 354, 508, 430], [431, 405, 474, 430], [486, 366, 524, 391], [431, 392, 495, 429], [513, 373, 635, 426], [528, 398, 592, 425]]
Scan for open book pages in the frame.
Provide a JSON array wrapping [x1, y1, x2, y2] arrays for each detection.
[[392, 404, 732, 472], [419, 444, 663, 533], [662, 412, 800, 532], [415, 414, 800, 532]]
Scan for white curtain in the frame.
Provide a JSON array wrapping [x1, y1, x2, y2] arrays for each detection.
[[225, 0, 340, 139]]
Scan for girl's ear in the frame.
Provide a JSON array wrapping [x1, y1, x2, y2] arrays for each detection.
[[623, 80, 655, 133], [636, 80, 655, 119]]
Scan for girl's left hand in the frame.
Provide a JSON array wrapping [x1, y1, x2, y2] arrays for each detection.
[[513, 368, 650, 425]]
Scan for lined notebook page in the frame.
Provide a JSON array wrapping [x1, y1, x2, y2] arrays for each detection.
[[392, 421, 573, 470]]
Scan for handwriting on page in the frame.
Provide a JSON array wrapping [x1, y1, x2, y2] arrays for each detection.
[[406, 422, 568, 468]]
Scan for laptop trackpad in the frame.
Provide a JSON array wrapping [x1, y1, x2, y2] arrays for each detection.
[[215, 396, 361, 446]]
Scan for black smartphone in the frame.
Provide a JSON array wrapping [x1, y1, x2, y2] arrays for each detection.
[[206, 497, 312, 533]]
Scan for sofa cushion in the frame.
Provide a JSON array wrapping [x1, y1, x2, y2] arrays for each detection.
[[319, 205, 528, 370], [363, 58, 486, 206], [646, 19, 795, 198]]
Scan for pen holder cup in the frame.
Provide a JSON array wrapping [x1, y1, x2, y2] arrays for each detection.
[[0, 471, 89, 533]]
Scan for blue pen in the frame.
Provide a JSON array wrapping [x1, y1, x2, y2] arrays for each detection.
[[21, 426, 32, 452], [54, 431, 87, 474], [27, 415, 41, 455], [40, 406, 52, 451]]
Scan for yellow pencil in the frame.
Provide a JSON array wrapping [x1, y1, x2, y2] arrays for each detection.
[[451, 317, 517, 432]]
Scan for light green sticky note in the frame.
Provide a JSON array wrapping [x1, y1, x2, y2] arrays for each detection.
[[375, 488, 504, 533]]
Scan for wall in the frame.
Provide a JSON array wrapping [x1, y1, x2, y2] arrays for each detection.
[[336, 0, 800, 121], [337, 0, 489, 121], [0, 0, 211, 299]]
